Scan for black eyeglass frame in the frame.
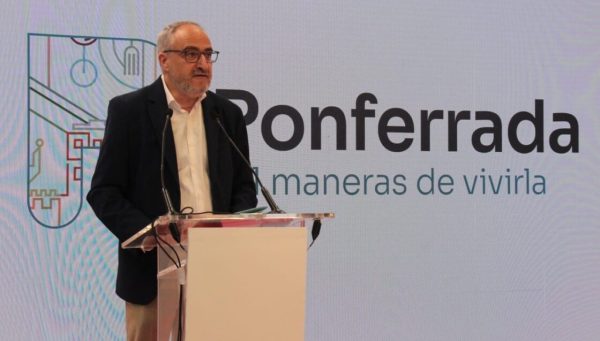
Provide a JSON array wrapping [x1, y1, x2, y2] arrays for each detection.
[[163, 48, 220, 63]]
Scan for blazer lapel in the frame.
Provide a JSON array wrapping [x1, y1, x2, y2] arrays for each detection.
[[146, 78, 179, 189], [202, 92, 220, 190]]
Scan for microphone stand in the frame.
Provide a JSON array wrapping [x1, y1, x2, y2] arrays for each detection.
[[210, 110, 284, 214]]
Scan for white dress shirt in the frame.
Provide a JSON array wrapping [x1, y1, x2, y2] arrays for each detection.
[[162, 76, 213, 213]]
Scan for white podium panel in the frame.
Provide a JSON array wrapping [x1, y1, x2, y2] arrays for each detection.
[[122, 213, 334, 340], [185, 227, 307, 341]]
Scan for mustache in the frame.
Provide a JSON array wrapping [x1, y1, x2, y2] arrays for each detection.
[[192, 68, 208, 76]]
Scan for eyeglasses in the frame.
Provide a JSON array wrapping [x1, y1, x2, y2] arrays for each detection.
[[163, 48, 220, 63]]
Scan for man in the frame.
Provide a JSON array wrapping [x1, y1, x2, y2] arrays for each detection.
[[87, 21, 257, 340]]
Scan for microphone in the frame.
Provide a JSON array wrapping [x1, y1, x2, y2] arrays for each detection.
[[210, 109, 284, 213], [160, 109, 181, 243]]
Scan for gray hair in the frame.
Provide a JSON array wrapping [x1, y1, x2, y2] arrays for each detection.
[[156, 21, 204, 52]]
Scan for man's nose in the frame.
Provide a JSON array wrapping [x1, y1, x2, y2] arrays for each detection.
[[196, 54, 211, 67]]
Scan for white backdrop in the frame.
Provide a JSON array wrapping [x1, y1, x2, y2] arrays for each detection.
[[1, 1, 599, 340]]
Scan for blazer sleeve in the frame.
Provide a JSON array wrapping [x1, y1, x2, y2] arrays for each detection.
[[86, 98, 153, 242]]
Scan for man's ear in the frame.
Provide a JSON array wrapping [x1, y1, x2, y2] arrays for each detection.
[[158, 53, 168, 72]]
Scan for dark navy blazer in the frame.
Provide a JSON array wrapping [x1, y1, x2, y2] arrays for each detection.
[[87, 78, 257, 304]]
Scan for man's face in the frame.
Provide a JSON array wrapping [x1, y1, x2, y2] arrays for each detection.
[[159, 24, 213, 101]]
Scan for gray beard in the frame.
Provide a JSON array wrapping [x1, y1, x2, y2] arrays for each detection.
[[174, 78, 206, 98]]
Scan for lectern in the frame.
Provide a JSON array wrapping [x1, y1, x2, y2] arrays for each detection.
[[122, 212, 333, 341]]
